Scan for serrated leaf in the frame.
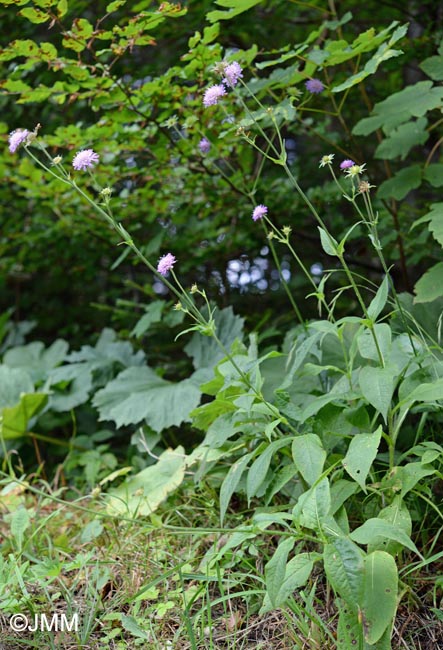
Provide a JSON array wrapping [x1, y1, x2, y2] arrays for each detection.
[[350, 518, 420, 555], [414, 263, 443, 303], [359, 367, 395, 422], [342, 426, 382, 491], [0, 365, 34, 408], [420, 54, 443, 80], [93, 366, 201, 431], [292, 434, 326, 486], [375, 117, 428, 160], [361, 551, 398, 643], [423, 165, 443, 188], [184, 307, 244, 370], [377, 165, 422, 200]]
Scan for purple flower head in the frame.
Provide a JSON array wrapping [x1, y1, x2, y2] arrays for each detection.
[[223, 61, 243, 87], [252, 204, 268, 222], [305, 79, 324, 94], [203, 84, 226, 108], [198, 137, 211, 154], [157, 253, 176, 276], [340, 159, 355, 170], [72, 149, 99, 171], [9, 129, 30, 153]]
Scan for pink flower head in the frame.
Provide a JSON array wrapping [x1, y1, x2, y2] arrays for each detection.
[[157, 253, 176, 276], [223, 61, 243, 87], [305, 78, 324, 94], [72, 149, 100, 171], [198, 137, 211, 154], [203, 84, 226, 108], [9, 129, 30, 153], [340, 159, 355, 170], [252, 204, 268, 222]]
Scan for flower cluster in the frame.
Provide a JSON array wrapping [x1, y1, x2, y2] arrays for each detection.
[[72, 149, 100, 171], [305, 79, 324, 94], [198, 137, 211, 154], [157, 253, 176, 276], [252, 204, 268, 222], [8, 129, 30, 153], [203, 60, 243, 108]]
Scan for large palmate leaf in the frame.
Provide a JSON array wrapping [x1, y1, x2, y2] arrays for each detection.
[[3, 339, 68, 384], [0, 365, 34, 408], [93, 366, 202, 431], [184, 307, 244, 370]]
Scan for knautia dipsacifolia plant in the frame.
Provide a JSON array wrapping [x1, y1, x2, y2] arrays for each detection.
[[8, 56, 443, 649]]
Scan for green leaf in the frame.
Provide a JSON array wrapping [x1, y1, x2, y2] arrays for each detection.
[[359, 368, 395, 422], [293, 477, 331, 530], [367, 275, 389, 320], [336, 602, 362, 650], [18, 7, 50, 22], [377, 165, 422, 200], [361, 551, 398, 644], [342, 427, 382, 491], [396, 462, 437, 498], [368, 496, 412, 555], [10, 507, 30, 552], [292, 434, 326, 486], [268, 552, 316, 609], [350, 518, 420, 556], [374, 118, 428, 160], [106, 0, 126, 11], [4, 339, 68, 383], [0, 365, 33, 408], [330, 479, 360, 515], [184, 307, 244, 370], [414, 263, 443, 303], [323, 537, 365, 603], [1, 393, 48, 439], [357, 324, 391, 361], [332, 41, 403, 93], [207, 0, 263, 23], [220, 452, 254, 525], [93, 366, 201, 431], [420, 55, 443, 80], [423, 165, 443, 188], [405, 377, 443, 404], [318, 227, 338, 256], [246, 438, 291, 502], [265, 537, 295, 607], [107, 447, 186, 516], [121, 615, 150, 640]]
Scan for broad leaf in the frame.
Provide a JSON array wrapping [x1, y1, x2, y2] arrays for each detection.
[[292, 434, 326, 486], [367, 275, 389, 320], [1, 393, 48, 439], [265, 537, 295, 607], [0, 365, 34, 408], [107, 447, 186, 516], [350, 518, 420, 556], [342, 427, 382, 491], [323, 537, 365, 603], [361, 551, 398, 644], [359, 367, 395, 422], [414, 263, 443, 303], [220, 451, 254, 525], [246, 438, 292, 502], [184, 307, 244, 370], [93, 366, 202, 431]]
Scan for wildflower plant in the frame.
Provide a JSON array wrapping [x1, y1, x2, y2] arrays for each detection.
[[6, 12, 443, 649]]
